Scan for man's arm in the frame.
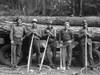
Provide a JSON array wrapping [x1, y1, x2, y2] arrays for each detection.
[[78, 29, 85, 38], [47, 29, 56, 38], [21, 26, 32, 40], [86, 29, 94, 38], [34, 29, 42, 38], [68, 30, 74, 43], [10, 25, 14, 43], [58, 30, 63, 47], [42, 29, 48, 37]]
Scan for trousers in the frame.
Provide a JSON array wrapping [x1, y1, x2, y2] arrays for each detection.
[[81, 43, 94, 67], [63, 42, 72, 67], [46, 40, 57, 66], [31, 39, 41, 65], [11, 41, 22, 67]]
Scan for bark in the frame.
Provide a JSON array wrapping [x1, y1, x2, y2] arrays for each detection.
[[0, 16, 100, 27]]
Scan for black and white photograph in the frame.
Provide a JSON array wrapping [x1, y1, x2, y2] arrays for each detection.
[[0, 0, 100, 75]]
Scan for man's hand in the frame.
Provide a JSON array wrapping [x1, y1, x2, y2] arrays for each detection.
[[46, 30, 53, 36], [68, 40, 73, 43], [58, 41, 63, 47], [11, 40, 14, 44], [21, 38, 24, 41]]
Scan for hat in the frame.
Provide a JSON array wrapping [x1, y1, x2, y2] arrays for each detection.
[[64, 22, 70, 25], [47, 20, 52, 25], [83, 20, 87, 26], [32, 19, 38, 23], [15, 17, 22, 22]]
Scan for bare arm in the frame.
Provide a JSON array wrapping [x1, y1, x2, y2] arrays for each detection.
[[10, 25, 14, 42]]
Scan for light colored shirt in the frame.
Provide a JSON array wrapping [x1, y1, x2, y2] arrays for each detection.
[[10, 24, 28, 41]]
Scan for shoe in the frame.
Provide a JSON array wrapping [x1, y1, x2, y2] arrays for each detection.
[[62, 67, 66, 71], [90, 67, 95, 70], [11, 65, 18, 70], [66, 66, 70, 70], [37, 64, 40, 67], [50, 65, 56, 69]]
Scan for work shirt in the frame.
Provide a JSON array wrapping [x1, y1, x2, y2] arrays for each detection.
[[59, 29, 74, 42], [31, 28, 42, 39], [43, 27, 56, 42], [10, 24, 28, 43], [78, 28, 93, 45]]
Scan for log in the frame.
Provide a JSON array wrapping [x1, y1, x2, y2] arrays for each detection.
[[0, 16, 100, 41], [0, 16, 100, 27]]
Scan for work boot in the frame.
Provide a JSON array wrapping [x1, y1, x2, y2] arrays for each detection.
[[66, 66, 70, 70], [52, 57, 56, 65], [50, 64, 56, 69]]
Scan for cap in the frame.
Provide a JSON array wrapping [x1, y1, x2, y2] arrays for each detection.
[[32, 19, 38, 23], [64, 22, 70, 25], [47, 20, 52, 25], [83, 20, 87, 25], [15, 17, 22, 22]]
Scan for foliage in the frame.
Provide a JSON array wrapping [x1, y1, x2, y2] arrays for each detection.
[[0, 0, 99, 16]]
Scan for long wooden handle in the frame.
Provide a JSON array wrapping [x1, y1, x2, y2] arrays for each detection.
[[60, 47, 62, 69], [85, 31, 88, 67], [27, 34, 34, 72], [39, 35, 50, 71]]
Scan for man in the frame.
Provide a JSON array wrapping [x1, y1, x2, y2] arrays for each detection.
[[78, 20, 94, 70], [59, 22, 74, 70], [10, 18, 28, 68], [43, 20, 57, 69], [30, 19, 42, 67]]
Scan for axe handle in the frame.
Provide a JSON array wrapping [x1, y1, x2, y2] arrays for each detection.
[[85, 33, 88, 67], [60, 47, 63, 69], [27, 34, 34, 72], [39, 35, 50, 71]]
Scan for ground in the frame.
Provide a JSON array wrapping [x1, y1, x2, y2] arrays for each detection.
[[0, 65, 100, 75]]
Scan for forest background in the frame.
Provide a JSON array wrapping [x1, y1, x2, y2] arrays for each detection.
[[0, 0, 100, 16]]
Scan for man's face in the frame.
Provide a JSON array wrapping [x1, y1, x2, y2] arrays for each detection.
[[64, 22, 70, 29], [48, 24, 52, 29], [83, 22, 88, 29], [17, 19, 22, 25], [32, 22, 37, 28]]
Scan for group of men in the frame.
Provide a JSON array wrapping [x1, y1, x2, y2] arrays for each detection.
[[10, 17, 94, 70]]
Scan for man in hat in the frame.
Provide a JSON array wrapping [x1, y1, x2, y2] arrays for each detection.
[[29, 19, 42, 67], [59, 22, 74, 70], [42, 20, 57, 69], [78, 20, 94, 70], [10, 18, 28, 68]]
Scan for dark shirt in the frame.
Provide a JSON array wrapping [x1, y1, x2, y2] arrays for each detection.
[[78, 28, 93, 45], [42, 27, 56, 42], [59, 29, 74, 42]]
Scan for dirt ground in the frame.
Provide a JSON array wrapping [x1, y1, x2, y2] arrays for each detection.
[[0, 65, 100, 75]]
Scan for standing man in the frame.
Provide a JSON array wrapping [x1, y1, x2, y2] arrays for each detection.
[[78, 20, 94, 70], [43, 20, 57, 69], [59, 22, 74, 70], [10, 18, 28, 68], [30, 19, 42, 67]]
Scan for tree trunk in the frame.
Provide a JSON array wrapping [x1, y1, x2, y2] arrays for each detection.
[[79, 0, 83, 16], [72, 0, 75, 16], [42, 0, 46, 16]]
